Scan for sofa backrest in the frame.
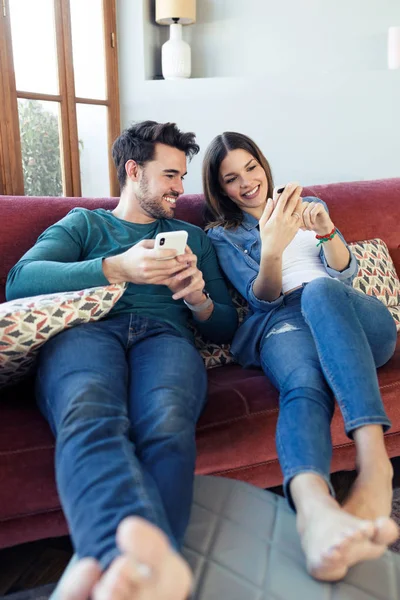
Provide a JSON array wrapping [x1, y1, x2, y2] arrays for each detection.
[[1, 179, 399, 304], [302, 178, 400, 274]]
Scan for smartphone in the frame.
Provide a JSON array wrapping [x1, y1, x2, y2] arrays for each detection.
[[273, 185, 286, 201], [154, 230, 188, 259]]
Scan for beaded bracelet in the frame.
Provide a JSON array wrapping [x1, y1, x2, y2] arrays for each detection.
[[316, 227, 337, 247]]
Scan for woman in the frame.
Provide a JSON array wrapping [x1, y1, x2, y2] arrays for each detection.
[[203, 131, 398, 582]]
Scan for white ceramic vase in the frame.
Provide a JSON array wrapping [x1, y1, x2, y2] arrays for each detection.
[[162, 23, 191, 80]]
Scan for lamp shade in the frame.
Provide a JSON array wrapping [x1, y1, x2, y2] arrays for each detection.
[[156, 0, 196, 25], [388, 26, 400, 70]]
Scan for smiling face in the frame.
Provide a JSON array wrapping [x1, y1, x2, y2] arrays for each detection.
[[219, 148, 269, 219], [133, 143, 187, 220]]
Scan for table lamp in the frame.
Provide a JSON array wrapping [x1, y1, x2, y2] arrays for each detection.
[[156, 0, 196, 80]]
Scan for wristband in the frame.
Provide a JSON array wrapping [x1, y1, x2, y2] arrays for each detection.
[[315, 227, 336, 240], [316, 228, 337, 247], [184, 290, 213, 313]]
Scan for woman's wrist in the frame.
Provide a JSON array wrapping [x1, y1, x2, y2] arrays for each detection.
[[314, 221, 334, 236], [260, 245, 283, 261]]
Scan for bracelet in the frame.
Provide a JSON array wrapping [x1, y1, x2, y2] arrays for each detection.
[[316, 228, 337, 247], [315, 227, 336, 240], [183, 290, 213, 313]]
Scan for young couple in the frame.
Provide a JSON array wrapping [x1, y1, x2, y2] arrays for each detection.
[[6, 121, 398, 600]]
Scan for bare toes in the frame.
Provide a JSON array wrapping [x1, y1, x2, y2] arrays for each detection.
[[373, 517, 399, 545], [91, 555, 141, 600], [59, 558, 102, 600], [117, 517, 170, 569]]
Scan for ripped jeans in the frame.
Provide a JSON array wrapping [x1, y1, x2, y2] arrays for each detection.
[[259, 278, 397, 508]]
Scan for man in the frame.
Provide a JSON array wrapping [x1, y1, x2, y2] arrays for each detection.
[[6, 121, 238, 600]]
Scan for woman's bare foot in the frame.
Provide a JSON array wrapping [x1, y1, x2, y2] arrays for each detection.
[[291, 473, 395, 582], [297, 497, 390, 581], [342, 426, 399, 544], [58, 517, 192, 600], [343, 460, 394, 519]]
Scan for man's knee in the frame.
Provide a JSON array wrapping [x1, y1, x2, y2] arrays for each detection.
[[59, 381, 128, 434]]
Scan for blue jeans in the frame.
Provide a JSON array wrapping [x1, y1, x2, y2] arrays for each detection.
[[259, 278, 397, 507], [36, 314, 207, 569]]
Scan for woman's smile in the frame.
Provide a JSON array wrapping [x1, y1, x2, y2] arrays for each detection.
[[242, 184, 260, 200]]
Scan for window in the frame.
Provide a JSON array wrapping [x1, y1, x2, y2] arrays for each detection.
[[0, 0, 120, 197]]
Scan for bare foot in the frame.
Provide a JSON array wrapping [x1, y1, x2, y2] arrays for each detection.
[[342, 462, 399, 546], [297, 498, 390, 581], [58, 517, 192, 600], [343, 462, 394, 519]]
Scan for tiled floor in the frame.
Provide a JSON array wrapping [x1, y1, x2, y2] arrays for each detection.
[[1, 458, 400, 597]]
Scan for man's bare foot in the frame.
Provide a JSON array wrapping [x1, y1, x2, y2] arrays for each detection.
[[297, 498, 391, 581], [58, 517, 192, 600], [343, 461, 394, 520]]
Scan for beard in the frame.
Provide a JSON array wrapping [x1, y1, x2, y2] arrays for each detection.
[[137, 171, 177, 220]]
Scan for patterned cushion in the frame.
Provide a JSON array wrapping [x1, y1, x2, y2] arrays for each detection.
[[194, 288, 248, 369], [0, 284, 126, 389], [350, 238, 400, 306], [388, 305, 400, 331], [350, 238, 400, 331]]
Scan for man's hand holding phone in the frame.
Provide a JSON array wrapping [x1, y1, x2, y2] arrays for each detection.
[[102, 239, 188, 285], [162, 246, 206, 304], [102, 230, 208, 304]]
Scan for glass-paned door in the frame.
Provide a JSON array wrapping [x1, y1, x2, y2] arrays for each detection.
[[0, 0, 120, 197]]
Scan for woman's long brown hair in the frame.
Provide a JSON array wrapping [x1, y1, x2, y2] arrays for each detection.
[[202, 132, 274, 230]]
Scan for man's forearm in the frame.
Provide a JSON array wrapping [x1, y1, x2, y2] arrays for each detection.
[[194, 301, 238, 344], [6, 258, 108, 301], [102, 255, 126, 284], [193, 302, 214, 322]]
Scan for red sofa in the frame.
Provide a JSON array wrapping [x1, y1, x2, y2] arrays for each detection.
[[1, 178, 399, 550]]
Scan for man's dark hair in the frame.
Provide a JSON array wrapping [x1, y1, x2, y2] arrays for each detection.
[[112, 120, 200, 190]]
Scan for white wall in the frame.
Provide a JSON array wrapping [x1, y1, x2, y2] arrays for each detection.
[[116, 0, 400, 194]]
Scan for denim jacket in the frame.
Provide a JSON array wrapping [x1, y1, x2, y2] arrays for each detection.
[[207, 197, 358, 368]]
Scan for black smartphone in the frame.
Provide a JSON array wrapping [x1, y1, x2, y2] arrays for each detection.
[[273, 185, 286, 200]]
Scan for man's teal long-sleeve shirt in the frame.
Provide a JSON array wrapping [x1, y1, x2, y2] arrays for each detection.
[[6, 208, 238, 344]]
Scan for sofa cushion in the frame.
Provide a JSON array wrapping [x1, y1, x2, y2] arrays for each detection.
[[350, 238, 400, 313], [389, 306, 400, 330], [0, 284, 126, 389]]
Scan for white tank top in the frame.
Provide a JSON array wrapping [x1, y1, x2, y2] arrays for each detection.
[[281, 230, 330, 293]]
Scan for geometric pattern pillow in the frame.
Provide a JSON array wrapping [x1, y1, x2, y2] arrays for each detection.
[[349, 238, 400, 306], [349, 238, 400, 331], [388, 305, 400, 331], [0, 283, 126, 390]]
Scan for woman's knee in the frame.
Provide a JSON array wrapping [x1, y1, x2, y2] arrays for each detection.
[[374, 330, 397, 367], [281, 363, 327, 395], [301, 277, 343, 306]]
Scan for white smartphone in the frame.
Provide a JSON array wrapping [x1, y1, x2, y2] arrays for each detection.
[[154, 230, 188, 259]]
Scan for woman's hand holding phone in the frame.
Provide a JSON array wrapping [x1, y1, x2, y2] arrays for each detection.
[[259, 182, 303, 256]]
